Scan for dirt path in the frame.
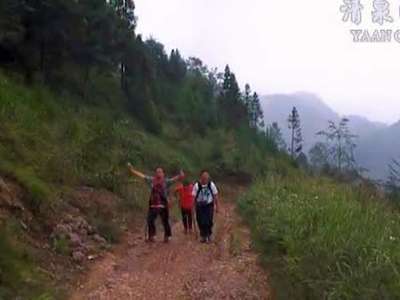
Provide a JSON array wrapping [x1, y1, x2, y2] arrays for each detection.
[[69, 186, 270, 300]]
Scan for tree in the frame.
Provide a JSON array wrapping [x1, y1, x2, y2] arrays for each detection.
[[187, 57, 207, 75], [168, 49, 186, 81], [243, 83, 252, 113], [287, 107, 303, 158], [218, 65, 247, 128], [249, 92, 264, 129], [110, 0, 137, 91], [267, 122, 287, 152], [309, 142, 330, 171], [317, 118, 358, 172], [144, 38, 169, 78]]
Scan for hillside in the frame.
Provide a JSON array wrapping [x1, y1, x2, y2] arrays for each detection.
[[0, 67, 274, 298], [2, 1, 400, 300]]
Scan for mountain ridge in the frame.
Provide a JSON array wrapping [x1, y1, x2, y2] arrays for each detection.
[[261, 92, 399, 179]]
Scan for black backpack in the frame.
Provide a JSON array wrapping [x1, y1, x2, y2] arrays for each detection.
[[195, 181, 215, 206]]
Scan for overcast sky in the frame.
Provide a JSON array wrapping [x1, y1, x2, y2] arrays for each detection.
[[135, 0, 400, 124]]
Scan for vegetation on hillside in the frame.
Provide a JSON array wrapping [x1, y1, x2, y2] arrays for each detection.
[[239, 171, 400, 299], [0, 1, 278, 298]]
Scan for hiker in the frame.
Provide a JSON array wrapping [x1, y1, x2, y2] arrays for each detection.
[[174, 178, 195, 234], [127, 163, 184, 243], [193, 170, 219, 243]]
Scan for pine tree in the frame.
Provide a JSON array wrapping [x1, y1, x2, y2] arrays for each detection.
[[287, 107, 303, 158], [249, 92, 264, 129], [218, 65, 247, 128], [243, 83, 252, 114], [168, 49, 186, 81]]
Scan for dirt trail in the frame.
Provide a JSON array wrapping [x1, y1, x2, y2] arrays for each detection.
[[69, 186, 270, 300]]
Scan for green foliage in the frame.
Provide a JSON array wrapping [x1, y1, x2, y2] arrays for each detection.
[[239, 172, 400, 299], [0, 226, 51, 299]]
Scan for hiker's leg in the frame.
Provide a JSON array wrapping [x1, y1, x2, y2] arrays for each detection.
[[196, 206, 207, 238], [208, 203, 214, 237], [187, 210, 193, 231], [161, 208, 172, 238], [181, 208, 188, 231], [147, 208, 157, 238]]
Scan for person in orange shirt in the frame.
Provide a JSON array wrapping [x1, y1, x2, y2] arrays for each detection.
[[175, 178, 195, 234]]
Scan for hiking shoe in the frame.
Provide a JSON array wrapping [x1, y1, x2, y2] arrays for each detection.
[[147, 236, 155, 243], [200, 237, 207, 243], [206, 236, 212, 244], [164, 236, 171, 243]]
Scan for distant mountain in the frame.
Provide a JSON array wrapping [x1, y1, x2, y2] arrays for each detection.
[[345, 115, 387, 140], [261, 92, 397, 179], [356, 122, 400, 180], [262, 92, 340, 152]]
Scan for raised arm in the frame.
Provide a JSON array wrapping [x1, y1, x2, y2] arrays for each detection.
[[127, 163, 146, 179], [169, 170, 185, 183]]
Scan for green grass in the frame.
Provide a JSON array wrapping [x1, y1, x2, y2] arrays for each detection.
[[239, 171, 400, 300]]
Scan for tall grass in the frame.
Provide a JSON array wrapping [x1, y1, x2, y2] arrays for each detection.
[[239, 172, 400, 299]]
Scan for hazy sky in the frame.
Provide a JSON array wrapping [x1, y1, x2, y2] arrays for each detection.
[[135, 0, 400, 124]]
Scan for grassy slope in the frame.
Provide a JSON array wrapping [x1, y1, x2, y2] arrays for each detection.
[[0, 72, 272, 298], [239, 170, 400, 299], [7, 69, 398, 300]]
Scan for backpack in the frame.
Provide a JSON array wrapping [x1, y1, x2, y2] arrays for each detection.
[[195, 181, 214, 206], [149, 179, 167, 208]]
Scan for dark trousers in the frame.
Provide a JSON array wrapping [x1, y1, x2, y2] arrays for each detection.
[[181, 208, 193, 231], [196, 203, 214, 238], [147, 207, 171, 238]]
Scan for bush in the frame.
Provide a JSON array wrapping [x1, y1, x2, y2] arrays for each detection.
[[239, 172, 400, 299]]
